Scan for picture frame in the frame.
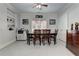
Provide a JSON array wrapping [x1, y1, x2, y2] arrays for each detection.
[[35, 15, 43, 18], [22, 19, 29, 25], [49, 19, 56, 25], [7, 17, 15, 31]]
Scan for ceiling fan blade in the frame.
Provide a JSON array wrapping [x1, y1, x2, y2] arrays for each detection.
[[32, 3, 40, 8], [42, 4, 48, 7], [33, 3, 48, 9], [32, 4, 38, 8]]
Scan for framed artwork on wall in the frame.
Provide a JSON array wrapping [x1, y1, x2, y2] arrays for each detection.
[[22, 19, 29, 25], [35, 15, 43, 18], [49, 19, 56, 25], [7, 17, 15, 31]]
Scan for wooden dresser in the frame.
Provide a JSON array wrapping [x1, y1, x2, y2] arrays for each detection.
[[66, 30, 79, 55]]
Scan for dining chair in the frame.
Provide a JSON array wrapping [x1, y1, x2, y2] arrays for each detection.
[[26, 30, 33, 45], [54, 29, 58, 44], [26, 30, 30, 45], [33, 29, 41, 45], [42, 29, 51, 45], [50, 29, 58, 45]]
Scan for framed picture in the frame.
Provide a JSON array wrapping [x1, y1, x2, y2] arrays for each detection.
[[49, 19, 56, 25], [22, 19, 29, 25], [35, 15, 43, 18], [7, 17, 15, 31]]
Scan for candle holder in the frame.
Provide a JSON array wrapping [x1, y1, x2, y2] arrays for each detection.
[[75, 22, 79, 31], [71, 24, 73, 30]]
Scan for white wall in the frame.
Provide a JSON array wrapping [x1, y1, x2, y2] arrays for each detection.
[[0, 4, 17, 49], [57, 11, 67, 42], [57, 4, 79, 43], [19, 12, 57, 33], [68, 4, 79, 31], [57, 4, 72, 42]]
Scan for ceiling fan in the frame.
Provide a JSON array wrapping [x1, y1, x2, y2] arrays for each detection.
[[33, 3, 48, 10]]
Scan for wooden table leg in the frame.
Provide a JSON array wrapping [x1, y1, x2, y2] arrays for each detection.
[[54, 37, 56, 45]]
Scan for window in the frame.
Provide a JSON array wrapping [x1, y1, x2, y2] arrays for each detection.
[[32, 20, 47, 32]]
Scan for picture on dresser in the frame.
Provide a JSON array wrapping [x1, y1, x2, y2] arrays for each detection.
[[49, 19, 56, 25], [22, 19, 29, 25]]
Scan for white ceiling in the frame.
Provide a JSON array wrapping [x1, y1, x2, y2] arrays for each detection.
[[11, 3, 68, 13]]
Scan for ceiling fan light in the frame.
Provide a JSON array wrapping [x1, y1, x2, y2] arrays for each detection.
[[38, 5, 41, 8], [36, 5, 41, 9]]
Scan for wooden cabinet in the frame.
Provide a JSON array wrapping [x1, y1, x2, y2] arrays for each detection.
[[66, 30, 79, 56]]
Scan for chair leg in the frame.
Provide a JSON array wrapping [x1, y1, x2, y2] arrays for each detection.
[[42, 39, 45, 45], [39, 39, 41, 45], [49, 39, 51, 45], [33, 39, 36, 46], [54, 37, 56, 45], [48, 39, 51, 45], [27, 38, 30, 45]]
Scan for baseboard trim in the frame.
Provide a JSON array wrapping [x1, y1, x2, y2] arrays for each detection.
[[16, 40, 26, 41], [0, 40, 15, 50], [58, 39, 66, 46], [59, 39, 66, 43]]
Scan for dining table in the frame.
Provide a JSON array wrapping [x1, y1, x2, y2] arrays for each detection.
[[27, 32, 57, 45]]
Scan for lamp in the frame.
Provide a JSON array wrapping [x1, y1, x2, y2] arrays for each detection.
[[33, 3, 48, 10]]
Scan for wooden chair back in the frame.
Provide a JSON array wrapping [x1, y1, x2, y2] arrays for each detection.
[[34, 29, 41, 38]]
